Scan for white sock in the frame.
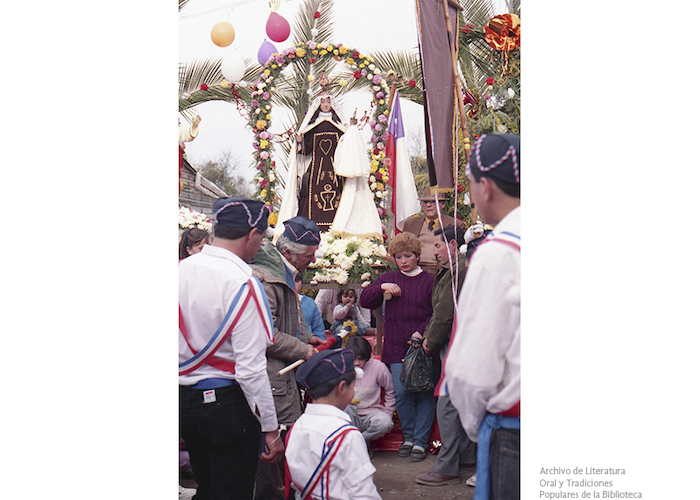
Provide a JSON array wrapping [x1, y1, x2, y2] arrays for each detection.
[[412, 445, 425, 452]]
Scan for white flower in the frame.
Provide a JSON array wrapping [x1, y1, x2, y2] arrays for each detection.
[[360, 272, 371, 281], [507, 88, 516, 99], [375, 191, 383, 198], [486, 95, 506, 110], [497, 124, 508, 133], [361, 281, 370, 288], [369, 175, 376, 183], [369, 64, 376, 71]]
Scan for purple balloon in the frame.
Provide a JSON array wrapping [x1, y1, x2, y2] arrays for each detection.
[[257, 40, 277, 66]]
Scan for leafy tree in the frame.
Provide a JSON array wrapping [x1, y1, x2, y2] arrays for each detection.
[[196, 153, 252, 197]]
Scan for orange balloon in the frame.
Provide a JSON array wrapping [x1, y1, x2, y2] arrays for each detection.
[[211, 21, 235, 47]]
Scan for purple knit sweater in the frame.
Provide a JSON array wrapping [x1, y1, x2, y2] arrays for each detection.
[[359, 270, 434, 364]]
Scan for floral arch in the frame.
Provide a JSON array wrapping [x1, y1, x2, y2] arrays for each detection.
[[248, 40, 394, 222]]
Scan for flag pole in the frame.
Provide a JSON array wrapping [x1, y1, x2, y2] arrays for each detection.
[[440, 0, 479, 225]]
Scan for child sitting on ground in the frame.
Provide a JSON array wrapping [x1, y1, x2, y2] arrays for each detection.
[[285, 349, 381, 500], [330, 289, 370, 336], [343, 336, 395, 458]]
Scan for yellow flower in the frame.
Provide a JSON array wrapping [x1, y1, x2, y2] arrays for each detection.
[[339, 46, 347, 55], [307, 75, 315, 82], [327, 45, 334, 51], [346, 57, 355, 65], [272, 64, 278, 69], [376, 182, 384, 191], [379, 168, 387, 176], [220, 79, 229, 87], [296, 47, 307, 58], [260, 189, 268, 198], [333, 49, 339, 56], [312, 50, 318, 55], [268, 213, 278, 225], [379, 100, 384, 105], [259, 139, 269, 149], [266, 114, 271, 119], [367, 56, 374, 63], [256, 120, 268, 131], [384, 110, 390, 115], [339, 79, 347, 86], [320, 49, 327, 56], [264, 69, 271, 75], [371, 160, 379, 168], [359, 63, 365, 68]]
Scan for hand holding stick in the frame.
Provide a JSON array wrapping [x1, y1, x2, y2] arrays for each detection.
[[277, 328, 352, 376]]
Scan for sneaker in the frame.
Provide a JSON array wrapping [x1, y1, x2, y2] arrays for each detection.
[[415, 471, 460, 486], [397, 441, 413, 458], [179, 485, 196, 500], [410, 446, 427, 462], [466, 473, 477, 487]]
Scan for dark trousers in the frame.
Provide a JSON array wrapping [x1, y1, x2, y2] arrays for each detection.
[[180, 383, 262, 500], [489, 428, 520, 500]]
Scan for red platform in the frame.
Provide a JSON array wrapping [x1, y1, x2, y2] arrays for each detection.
[[360, 335, 441, 452]]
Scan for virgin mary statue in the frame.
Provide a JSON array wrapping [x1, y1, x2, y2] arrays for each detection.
[[275, 74, 382, 239]]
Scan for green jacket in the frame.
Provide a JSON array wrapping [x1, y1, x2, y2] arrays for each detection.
[[423, 253, 467, 353], [250, 241, 312, 425]]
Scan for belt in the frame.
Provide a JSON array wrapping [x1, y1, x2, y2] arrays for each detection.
[[189, 378, 235, 390]]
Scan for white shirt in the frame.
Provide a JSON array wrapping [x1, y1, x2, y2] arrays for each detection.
[[443, 206, 521, 442], [286, 404, 381, 500], [179, 245, 278, 432]]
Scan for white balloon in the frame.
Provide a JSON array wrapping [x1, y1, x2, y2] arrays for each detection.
[[221, 49, 245, 83]]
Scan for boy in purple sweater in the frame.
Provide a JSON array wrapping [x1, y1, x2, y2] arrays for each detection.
[[343, 336, 395, 457], [359, 232, 436, 462]]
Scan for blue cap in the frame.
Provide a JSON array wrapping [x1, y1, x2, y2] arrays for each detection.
[[213, 197, 271, 231], [282, 216, 321, 245], [295, 349, 354, 391], [468, 134, 520, 185]]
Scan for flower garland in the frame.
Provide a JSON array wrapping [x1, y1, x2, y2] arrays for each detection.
[[179, 206, 212, 232], [249, 40, 393, 214], [304, 230, 389, 287]]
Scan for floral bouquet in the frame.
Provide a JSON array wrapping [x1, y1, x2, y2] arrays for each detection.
[[304, 231, 389, 287], [178, 206, 212, 232]]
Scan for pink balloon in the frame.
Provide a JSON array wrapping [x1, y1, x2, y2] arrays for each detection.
[[265, 12, 290, 43], [257, 40, 277, 66]]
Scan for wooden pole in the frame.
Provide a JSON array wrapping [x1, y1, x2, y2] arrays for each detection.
[[440, 0, 478, 225]]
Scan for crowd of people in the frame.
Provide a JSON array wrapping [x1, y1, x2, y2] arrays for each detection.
[[178, 133, 520, 500]]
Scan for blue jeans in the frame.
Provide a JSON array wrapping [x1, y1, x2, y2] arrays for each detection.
[[474, 414, 520, 500], [390, 362, 437, 449]]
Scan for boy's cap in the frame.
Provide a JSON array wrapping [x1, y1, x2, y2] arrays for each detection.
[[468, 133, 520, 185], [213, 197, 271, 232], [295, 349, 354, 391], [282, 216, 321, 245]]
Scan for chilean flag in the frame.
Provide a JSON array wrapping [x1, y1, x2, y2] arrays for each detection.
[[385, 95, 420, 233]]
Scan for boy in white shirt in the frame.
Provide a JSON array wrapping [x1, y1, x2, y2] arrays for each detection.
[[285, 349, 382, 500]]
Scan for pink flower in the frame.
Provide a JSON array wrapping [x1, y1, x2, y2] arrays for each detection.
[[378, 114, 388, 124], [261, 91, 270, 100], [370, 134, 377, 143], [361, 69, 368, 77], [381, 132, 390, 142], [372, 74, 382, 85], [486, 77, 494, 85], [376, 142, 384, 150], [307, 41, 317, 49], [383, 158, 392, 167], [260, 151, 270, 160], [275, 55, 285, 64], [374, 124, 382, 132], [376, 91, 384, 99]]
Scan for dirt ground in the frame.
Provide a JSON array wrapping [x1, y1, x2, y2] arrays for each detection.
[[372, 450, 475, 500]]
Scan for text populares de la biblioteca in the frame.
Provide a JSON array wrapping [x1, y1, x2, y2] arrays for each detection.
[[539, 467, 642, 498]]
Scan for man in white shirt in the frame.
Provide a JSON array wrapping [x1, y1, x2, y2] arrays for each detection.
[[179, 197, 284, 500], [441, 134, 521, 500]]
